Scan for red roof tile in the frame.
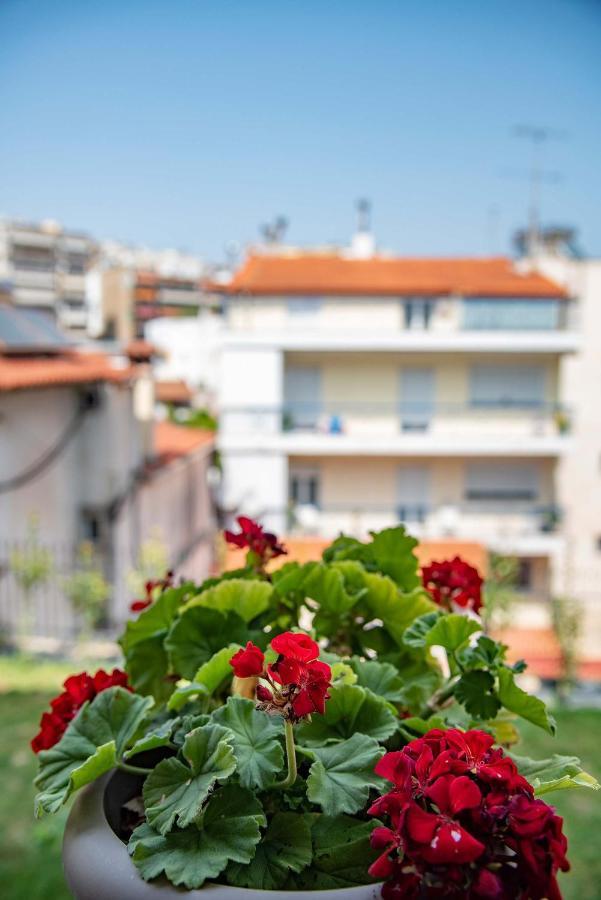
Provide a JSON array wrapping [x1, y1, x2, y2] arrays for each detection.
[[0, 352, 132, 392], [155, 380, 194, 405], [153, 421, 214, 464], [219, 253, 567, 298]]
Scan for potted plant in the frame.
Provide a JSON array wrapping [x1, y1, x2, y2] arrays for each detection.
[[31, 520, 598, 898]]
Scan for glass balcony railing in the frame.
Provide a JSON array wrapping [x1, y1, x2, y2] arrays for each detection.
[[220, 401, 571, 439], [285, 502, 562, 540]]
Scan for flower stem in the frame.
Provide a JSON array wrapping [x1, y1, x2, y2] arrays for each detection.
[[117, 760, 153, 776], [273, 719, 297, 789]]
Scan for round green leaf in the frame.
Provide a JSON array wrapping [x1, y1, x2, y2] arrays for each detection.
[[143, 724, 236, 834], [226, 812, 312, 889], [212, 697, 285, 790], [296, 683, 398, 747], [306, 733, 385, 816], [130, 786, 265, 889]]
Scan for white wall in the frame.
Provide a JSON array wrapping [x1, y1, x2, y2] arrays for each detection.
[[540, 257, 601, 657], [221, 451, 288, 535], [145, 312, 224, 393]]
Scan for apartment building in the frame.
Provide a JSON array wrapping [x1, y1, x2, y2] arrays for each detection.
[[216, 241, 575, 606], [0, 218, 96, 335], [87, 242, 206, 342], [530, 242, 601, 656]]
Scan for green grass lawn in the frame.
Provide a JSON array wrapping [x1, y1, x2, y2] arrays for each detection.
[[0, 658, 599, 900]]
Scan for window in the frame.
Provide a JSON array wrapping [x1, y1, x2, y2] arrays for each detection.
[[400, 368, 435, 431], [283, 366, 322, 430], [290, 468, 320, 507], [463, 299, 560, 331], [469, 364, 545, 409], [515, 559, 532, 591], [287, 297, 322, 316], [465, 463, 539, 502], [403, 299, 433, 330]]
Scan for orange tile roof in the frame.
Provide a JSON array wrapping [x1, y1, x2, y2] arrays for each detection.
[[153, 420, 214, 464], [219, 253, 567, 298], [0, 352, 132, 392], [125, 339, 160, 362], [155, 379, 194, 405]]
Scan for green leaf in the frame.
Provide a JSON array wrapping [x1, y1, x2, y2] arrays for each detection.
[[272, 561, 314, 596], [403, 611, 443, 648], [226, 813, 312, 889], [497, 668, 556, 734], [349, 657, 404, 702], [120, 588, 189, 700], [167, 644, 242, 712], [120, 587, 187, 654], [125, 719, 175, 759], [303, 564, 363, 634], [397, 667, 443, 713], [300, 815, 380, 890], [122, 635, 172, 702], [460, 634, 507, 668], [425, 614, 481, 651], [369, 525, 420, 589], [130, 786, 265, 889], [511, 752, 600, 796], [296, 683, 397, 746], [306, 733, 385, 815], [321, 526, 420, 591], [361, 572, 436, 647], [455, 670, 501, 719], [165, 607, 248, 680], [34, 688, 153, 815], [212, 696, 284, 789], [143, 724, 236, 834], [400, 714, 448, 736], [183, 579, 273, 623]]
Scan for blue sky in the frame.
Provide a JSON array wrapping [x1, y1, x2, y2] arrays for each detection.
[[1, 0, 600, 261]]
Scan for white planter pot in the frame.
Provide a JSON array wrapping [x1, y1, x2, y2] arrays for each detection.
[[63, 773, 383, 900]]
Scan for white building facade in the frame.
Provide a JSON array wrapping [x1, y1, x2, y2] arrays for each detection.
[[217, 248, 576, 607]]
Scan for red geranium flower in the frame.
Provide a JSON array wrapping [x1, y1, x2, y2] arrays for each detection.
[[422, 556, 484, 614], [228, 630, 331, 723], [369, 728, 570, 899], [224, 516, 287, 568], [130, 571, 174, 613], [31, 668, 131, 754], [230, 641, 265, 678], [271, 631, 319, 662]]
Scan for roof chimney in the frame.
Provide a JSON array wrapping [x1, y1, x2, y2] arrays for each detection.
[[350, 198, 375, 258]]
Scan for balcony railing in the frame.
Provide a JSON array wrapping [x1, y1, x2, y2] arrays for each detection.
[[222, 401, 571, 438], [285, 502, 562, 542]]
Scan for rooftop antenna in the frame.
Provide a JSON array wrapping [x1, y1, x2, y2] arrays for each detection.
[[260, 216, 289, 245], [356, 198, 371, 233], [513, 124, 566, 257]]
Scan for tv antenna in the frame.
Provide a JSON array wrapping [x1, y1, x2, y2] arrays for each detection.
[[513, 124, 567, 255]]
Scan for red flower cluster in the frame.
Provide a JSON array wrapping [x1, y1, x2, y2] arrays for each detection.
[[229, 631, 331, 721], [224, 516, 287, 567], [130, 570, 174, 613], [31, 669, 131, 754], [422, 557, 483, 614], [368, 729, 569, 899]]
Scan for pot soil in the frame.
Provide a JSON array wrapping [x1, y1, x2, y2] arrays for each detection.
[[62, 771, 383, 900]]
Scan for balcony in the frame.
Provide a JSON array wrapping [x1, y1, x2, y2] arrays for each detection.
[[219, 401, 572, 457], [285, 502, 564, 556]]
